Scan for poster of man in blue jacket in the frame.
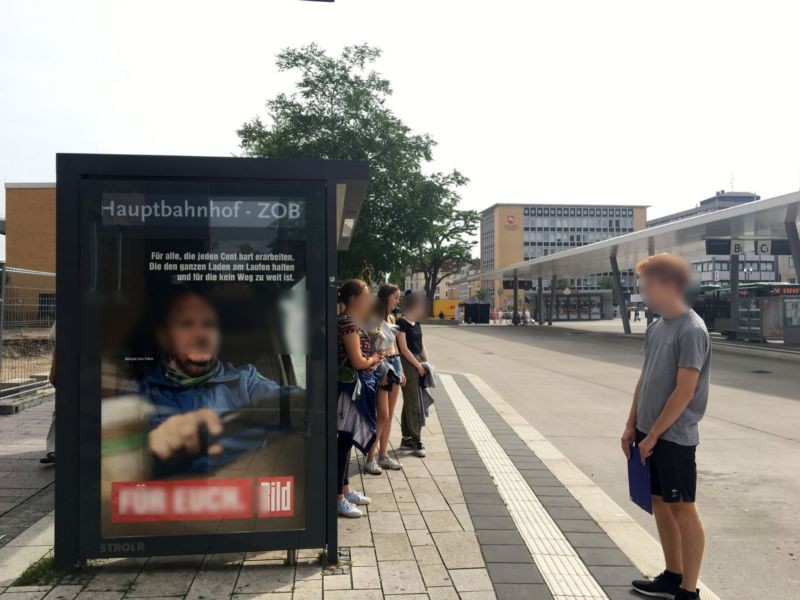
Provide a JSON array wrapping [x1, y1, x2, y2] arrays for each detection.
[[141, 288, 301, 477]]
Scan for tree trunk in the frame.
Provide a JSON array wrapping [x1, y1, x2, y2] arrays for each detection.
[[425, 266, 440, 316]]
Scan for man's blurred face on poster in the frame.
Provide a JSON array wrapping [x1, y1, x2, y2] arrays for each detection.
[[159, 294, 220, 376]]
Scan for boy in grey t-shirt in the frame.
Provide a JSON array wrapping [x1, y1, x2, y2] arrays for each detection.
[[621, 253, 711, 600]]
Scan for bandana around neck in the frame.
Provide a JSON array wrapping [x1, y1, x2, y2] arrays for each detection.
[[163, 358, 220, 388]]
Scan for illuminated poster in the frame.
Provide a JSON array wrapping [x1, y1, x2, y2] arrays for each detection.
[[83, 179, 326, 540]]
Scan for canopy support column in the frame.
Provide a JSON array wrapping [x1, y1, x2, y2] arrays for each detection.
[[645, 239, 655, 324], [512, 270, 520, 325], [787, 220, 800, 283], [611, 255, 631, 334], [548, 274, 556, 325], [537, 276, 544, 325], [730, 253, 740, 340]]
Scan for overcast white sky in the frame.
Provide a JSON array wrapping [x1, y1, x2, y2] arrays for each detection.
[[2, 0, 800, 228]]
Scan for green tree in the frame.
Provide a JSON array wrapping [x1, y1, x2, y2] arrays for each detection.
[[399, 171, 478, 310], [556, 278, 571, 290], [238, 43, 439, 279], [474, 287, 489, 302]]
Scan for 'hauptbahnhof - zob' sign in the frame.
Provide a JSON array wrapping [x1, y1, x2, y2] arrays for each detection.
[[55, 154, 367, 565]]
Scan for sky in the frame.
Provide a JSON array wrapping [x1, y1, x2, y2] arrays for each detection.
[[2, 0, 800, 236]]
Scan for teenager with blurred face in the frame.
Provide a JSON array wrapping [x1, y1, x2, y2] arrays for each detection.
[[364, 284, 404, 475], [336, 279, 382, 517], [622, 253, 711, 600], [396, 292, 429, 458]]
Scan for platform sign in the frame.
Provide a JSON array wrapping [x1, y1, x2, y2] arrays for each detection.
[[731, 240, 747, 255], [502, 279, 534, 290], [55, 154, 365, 564], [706, 239, 790, 256]]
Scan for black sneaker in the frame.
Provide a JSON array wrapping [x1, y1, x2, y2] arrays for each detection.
[[674, 589, 699, 600], [632, 570, 682, 598], [412, 442, 426, 458], [399, 438, 414, 449]]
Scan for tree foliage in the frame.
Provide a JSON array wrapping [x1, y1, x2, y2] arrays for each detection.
[[398, 171, 477, 306], [597, 275, 620, 304], [238, 43, 477, 286]]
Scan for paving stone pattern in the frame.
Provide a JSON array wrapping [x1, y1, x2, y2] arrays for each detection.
[[0, 390, 497, 599], [444, 375, 641, 600], [0, 398, 55, 549], [0, 378, 644, 600]]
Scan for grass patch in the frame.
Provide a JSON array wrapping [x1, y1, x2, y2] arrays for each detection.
[[15, 553, 81, 587]]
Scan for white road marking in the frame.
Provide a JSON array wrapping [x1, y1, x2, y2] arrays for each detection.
[[441, 373, 608, 600], [462, 372, 720, 600]]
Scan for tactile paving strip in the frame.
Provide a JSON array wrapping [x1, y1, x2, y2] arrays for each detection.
[[441, 374, 608, 600]]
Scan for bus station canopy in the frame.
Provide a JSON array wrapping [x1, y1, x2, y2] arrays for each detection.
[[459, 190, 800, 283]]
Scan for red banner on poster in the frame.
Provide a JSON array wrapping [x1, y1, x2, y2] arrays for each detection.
[[111, 477, 296, 523], [111, 478, 254, 523]]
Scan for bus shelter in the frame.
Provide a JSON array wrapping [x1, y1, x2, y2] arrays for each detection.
[[55, 154, 368, 566]]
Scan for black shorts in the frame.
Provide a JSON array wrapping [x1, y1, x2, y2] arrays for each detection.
[[636, 430, 697, 503]]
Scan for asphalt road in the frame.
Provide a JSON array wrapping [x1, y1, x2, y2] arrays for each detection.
[[425, 323, 800, 599]]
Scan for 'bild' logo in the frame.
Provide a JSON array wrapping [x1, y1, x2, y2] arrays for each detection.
[[258, 476, 294, 518]]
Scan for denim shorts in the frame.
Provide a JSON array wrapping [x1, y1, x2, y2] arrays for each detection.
[[386, 354, 403, 377], [384, 354, 403, 390]]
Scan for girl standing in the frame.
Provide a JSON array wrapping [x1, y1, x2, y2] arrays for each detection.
[[336, 279, 381, 518], [396, 292, 429, 458], [364, 284, 404, 474]]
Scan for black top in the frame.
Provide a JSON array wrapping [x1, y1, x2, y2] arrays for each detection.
[[397, 317, 423, 355]]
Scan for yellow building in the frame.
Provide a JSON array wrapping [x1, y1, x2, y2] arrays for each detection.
[[480, 203, 648, 310], [3, 183, 57, 323], [4, 183, 56, 273]]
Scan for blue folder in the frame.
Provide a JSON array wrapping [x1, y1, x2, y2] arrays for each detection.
[[627, 445, 653, 514]]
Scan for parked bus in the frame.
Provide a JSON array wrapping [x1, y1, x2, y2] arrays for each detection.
[[693, 282, 800, 341]]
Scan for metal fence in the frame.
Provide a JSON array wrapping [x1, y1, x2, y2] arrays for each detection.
[[0, 266, 55, 398]]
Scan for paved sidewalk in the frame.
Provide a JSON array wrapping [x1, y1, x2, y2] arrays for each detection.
[[0, 375, 709, 599], [0, 388, 495, 599], [0, 397, 55, 549]]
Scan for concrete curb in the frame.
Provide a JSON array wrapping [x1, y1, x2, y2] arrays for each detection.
[[0, 513, 53, 588]]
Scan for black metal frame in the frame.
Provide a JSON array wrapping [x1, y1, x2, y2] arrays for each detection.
[[55, 153, 367, 566]]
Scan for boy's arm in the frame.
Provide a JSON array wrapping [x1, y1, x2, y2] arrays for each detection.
[[637, 367, 700, 463], [621, 374, 642, 459]]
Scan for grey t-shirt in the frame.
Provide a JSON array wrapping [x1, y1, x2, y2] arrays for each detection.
[[636, 309, 711, 446]]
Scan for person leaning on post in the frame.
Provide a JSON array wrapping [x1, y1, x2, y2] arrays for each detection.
[[621, 253, 711, 600]]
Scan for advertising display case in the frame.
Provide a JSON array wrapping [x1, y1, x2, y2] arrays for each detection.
[[55, 154, 367, 565]]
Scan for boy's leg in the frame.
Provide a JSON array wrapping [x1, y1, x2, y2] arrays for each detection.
[[669, 502, 705, 592], [653, 495, 683, 574], [651, 436, 702, 592]]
